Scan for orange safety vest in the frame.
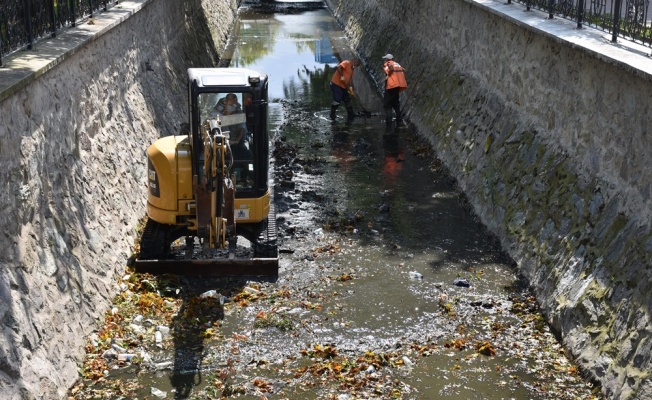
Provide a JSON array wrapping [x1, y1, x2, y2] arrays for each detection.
[[383, 60, 407, 92], [331, 60, 355, 89]]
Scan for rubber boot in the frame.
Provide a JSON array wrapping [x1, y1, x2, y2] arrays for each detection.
[[394, 106, 404, 127], [385, 108, 393, 126], [330, 105, 338, 121], [346, 106, 355, 122]]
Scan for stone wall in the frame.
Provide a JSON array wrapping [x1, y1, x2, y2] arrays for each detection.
[[0, 0, 237, 398], [325, 0, 652, 398]]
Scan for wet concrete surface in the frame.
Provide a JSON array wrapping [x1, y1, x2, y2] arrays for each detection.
[[69, 2, 603, 399]]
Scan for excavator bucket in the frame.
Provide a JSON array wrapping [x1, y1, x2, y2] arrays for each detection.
[[134, 215, 279, 279], [133, 258, 278, 279]]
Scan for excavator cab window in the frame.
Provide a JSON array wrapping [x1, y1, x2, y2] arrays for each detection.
[[197, 91, 256, 191]]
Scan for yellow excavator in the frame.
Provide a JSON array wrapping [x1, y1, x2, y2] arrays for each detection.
[[135, 68, 278, 277]]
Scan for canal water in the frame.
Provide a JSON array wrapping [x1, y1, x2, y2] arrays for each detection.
[[210, 2, 597, 399], [72, 2, 600, 399]]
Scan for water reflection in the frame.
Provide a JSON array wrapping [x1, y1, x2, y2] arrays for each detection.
[[315, 37, 339, 64], [382, 128, 405, 185], [222, 8, 371, 105]]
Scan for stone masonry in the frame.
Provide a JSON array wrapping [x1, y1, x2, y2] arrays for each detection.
[[1, 0, 652, 398], [0, 0, 237, 398], [324, 0, 652, 398]]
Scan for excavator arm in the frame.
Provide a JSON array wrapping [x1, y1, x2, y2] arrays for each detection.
[[200, 119, 236, 252]]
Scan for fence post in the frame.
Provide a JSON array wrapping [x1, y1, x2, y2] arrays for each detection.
[[576, 0, 584, 28], [526, 0, 531, 11], [89, 0, 94, 18], [612, 0, 622, 42], [72, 0, 77, 27], [24, 0, 33, 50], [548, 0, 555, 18], [0, 15, 3, 67], [50, 0, 57, 37]]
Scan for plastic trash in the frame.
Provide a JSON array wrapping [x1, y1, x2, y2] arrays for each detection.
[[154, 361, 173, 370], [117, 353, 136, 362], [129, 323, 145, 334], [102, 349, 118, 360], [151, 387, 167, 399], [402, 356, 414, 366], [409, 271, 423, 280], [200, 290, 225, 306], [111, 343, 126, 353], [243, 286, 260, 295], [200, 289, 218, 298], [454, 277, 470, 287]]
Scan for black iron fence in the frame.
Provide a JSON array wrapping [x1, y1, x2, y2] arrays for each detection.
[[510, 0, 652, 45], [0, 0, 119, 66], [2, 0, 650, 68]]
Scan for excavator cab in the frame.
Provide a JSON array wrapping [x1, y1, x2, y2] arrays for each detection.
[[136, 68, 277, 277]]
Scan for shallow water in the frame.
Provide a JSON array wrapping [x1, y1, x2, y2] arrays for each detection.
[[214, 4, 592, 399]]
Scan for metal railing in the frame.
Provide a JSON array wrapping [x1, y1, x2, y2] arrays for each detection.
[[0, 0, 119, 67], [509, 0, 652, 46]]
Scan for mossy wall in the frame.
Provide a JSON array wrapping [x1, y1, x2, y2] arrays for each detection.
[[325, 0, 652, 398]]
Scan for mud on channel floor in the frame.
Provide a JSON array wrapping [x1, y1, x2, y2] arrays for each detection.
[[67, 97, 604, 399]]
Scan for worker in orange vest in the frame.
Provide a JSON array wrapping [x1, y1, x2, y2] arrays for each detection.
[[382, 54, 408, 127], [330, 58, 361, 121]]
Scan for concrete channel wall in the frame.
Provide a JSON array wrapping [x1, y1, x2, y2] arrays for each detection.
[[0, 0, 237, 398], [325, 0, 652, 398]]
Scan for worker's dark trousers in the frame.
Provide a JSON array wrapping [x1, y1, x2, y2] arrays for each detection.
[[346, 105, 354, 121], [330, 99, 353, 121], [330, 82, 353, 121], [383, 87, 401, 124]]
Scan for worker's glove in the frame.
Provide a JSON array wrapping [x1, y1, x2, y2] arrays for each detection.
[[347, 87, 355, 96]]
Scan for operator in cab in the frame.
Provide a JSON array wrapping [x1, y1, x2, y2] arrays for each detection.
[[213, 93, 250, 155]]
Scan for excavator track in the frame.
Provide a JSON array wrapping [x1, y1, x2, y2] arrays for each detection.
[[139, 218, 173, 260], [253, 203, 278, 258], [135, 216, 278, 278]]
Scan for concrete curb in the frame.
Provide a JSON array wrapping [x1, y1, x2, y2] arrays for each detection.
[[473, 0, 652, 81], [0, 0, 153, 104]]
